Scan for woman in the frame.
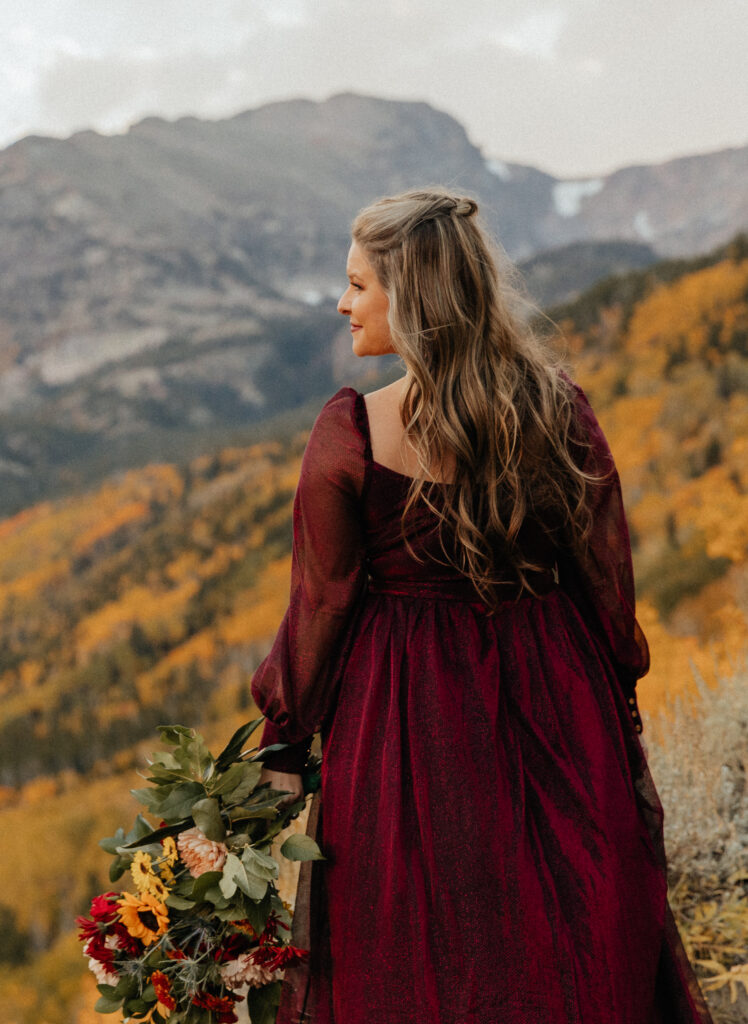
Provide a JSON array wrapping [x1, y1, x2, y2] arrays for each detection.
[[251, 189, 713, 1024]]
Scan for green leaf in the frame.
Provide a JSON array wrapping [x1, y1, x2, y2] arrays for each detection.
[[157, 725, 195, 746], [280, 834, 325, 862], [191, 870, 223, 902], [130, 786, 164, 812], [215, 718, 264, 771], [238, 891, 273, 934], [246, 981, 283, 1024], [220, 851, 268, 901], [211, 761, 262, 802], [242, 845, 279, 881], [151, 750, 182, 770], [122, 819, 190, 849], [113, 974, 139, 999], [108, 855, 128, 882], [219, 853, 241, 899], [99, 827, 126, 855], [190, 797, 225, 841], [124, 997, 152, 1013], [94, 995, 123, 1014], [236, 871, 269, 902], [201, 885, 230, 909], [158, 782, 207, 821], [165, 893, 194, 910]]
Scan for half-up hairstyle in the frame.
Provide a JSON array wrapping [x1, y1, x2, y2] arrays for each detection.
[[351, 186, 603, 609]]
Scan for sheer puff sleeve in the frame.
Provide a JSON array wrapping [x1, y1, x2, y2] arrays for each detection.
[[559, 379, 650, 734], [250, 388, 368, 773]]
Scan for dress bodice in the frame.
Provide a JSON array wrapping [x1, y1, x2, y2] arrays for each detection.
[[350, 388, 560, 601]]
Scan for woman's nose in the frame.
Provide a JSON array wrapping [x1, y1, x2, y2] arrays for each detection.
[[337, 288, 350, 316]]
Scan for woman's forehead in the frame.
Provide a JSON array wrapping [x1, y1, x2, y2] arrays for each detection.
[[346, 240, 374, 277]]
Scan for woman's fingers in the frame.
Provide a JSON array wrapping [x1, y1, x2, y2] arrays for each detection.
[[259, 767, 304, 807]]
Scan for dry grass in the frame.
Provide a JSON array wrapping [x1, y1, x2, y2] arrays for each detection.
[[644, 655, 748, 1022]]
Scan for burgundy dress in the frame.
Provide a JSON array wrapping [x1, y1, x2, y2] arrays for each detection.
[[250, 383, 713, 1024]]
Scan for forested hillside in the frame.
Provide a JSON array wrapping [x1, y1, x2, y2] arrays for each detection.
[[1, 237, 747, 1022]]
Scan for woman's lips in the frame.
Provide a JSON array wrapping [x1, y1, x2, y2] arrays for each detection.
[[350, 323, 362, 331]]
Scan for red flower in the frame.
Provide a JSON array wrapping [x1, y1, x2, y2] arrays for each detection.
[[191, 991, 242, 1022], [90, 892, 120, 920], [83, 933, 116, 967], [248, 943, 310, 972], [214, 932, 251, 963], [76, 892, 121, 945], [257, 910, 290, 944], [151, 970, 177, 1011]]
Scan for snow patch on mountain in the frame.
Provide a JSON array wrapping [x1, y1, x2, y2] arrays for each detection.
[[552, 178, 604, 217], [634, 210, 655, 241], [486, 159, 512, 181]]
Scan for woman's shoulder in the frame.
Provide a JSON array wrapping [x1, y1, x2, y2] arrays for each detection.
[[312, 386, 365, 440], [302, 387, 369, 482]]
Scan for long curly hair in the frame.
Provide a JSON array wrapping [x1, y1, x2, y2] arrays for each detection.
[[351, 186, 601, 607]]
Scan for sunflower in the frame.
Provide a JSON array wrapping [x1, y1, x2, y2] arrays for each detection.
[[117, 891, 169, 946], [161, 836, 179, 868], [149, 874, 170, 901], [131, 851, 156, 893]]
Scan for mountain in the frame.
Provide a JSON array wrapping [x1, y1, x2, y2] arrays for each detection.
[[0, 93, 745, 516], [1, 236, 746, 790]]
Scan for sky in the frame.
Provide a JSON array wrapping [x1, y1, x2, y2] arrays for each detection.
[[0, 0, 745, 179]]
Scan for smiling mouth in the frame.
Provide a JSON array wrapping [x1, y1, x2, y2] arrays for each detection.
[[350, 323, 362, 330]]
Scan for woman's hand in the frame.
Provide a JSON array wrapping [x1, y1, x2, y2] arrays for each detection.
[[259, 767, 304, 810]]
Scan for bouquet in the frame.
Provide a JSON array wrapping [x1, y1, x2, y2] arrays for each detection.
[[77, 719, 322, 1024]]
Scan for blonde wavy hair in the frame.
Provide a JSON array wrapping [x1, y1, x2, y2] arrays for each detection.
[[352, 186, 600, 607]]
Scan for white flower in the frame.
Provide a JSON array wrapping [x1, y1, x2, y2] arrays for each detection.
[[220, 953, 283, 990], [176, 826, 228, 877], [83, 943, 119, 986]]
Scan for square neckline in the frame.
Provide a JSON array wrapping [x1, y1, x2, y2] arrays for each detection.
[[352, 388, 456, 486]]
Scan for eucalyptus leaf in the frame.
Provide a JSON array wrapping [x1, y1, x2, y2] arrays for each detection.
[[191, 797, 225, 841], [124, 998, 151, 1014], [220, 851, 268, 901], [113, 974, 139, 999], [242, 845, 279, 881], [219, 853, 241, 899], [94, 995, 123, 1014], [280, 834, 325, 862], [99, 827, 125, 855]]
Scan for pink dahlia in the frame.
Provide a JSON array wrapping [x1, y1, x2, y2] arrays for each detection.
[[176, 826, 228, 877]]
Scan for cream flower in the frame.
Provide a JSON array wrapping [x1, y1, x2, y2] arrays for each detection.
[[176, 826, 228, 877], [220, 953, 283, 990]]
